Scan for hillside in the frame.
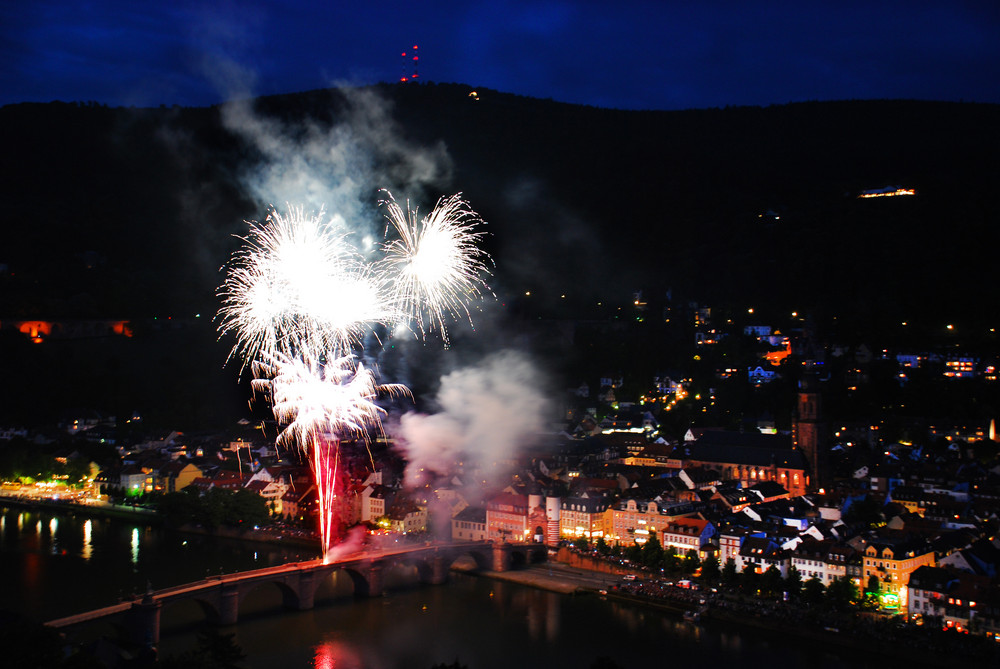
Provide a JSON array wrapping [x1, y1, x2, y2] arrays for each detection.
[[1, 84, 998, 426]]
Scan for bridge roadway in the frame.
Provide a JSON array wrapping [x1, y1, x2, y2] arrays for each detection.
[[46, 540, 547, 647]]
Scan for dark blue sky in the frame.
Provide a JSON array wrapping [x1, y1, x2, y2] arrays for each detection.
[[2, 1, 998, 110]]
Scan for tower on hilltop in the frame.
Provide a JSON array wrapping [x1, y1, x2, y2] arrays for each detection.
[[793, 370, 827, 491], [400, 45, 419, 82]]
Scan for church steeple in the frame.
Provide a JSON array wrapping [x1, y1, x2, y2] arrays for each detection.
[[793, 369, 826, 490]]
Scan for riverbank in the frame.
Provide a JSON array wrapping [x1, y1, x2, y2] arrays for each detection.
[[475, 558, 994, 669], [0, 495, 321, 554], [0, 494, 159, 522]]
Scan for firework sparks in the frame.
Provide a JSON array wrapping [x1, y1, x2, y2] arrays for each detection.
[[252, 353, 408, 556], [253, 353, 407, 447], [379, 192, 493, 342], [219, 194, 491, 558], [218, 205, 394, 367]]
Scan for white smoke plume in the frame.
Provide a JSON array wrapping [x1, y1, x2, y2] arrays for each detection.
[[219, 85, 453, 238], [394, 350, 551, 488]]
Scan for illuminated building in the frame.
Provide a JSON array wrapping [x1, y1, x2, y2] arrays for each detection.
[[737, 536, 788, 576], [863, 538, 936, 602], [620, 442, 681, 468], [156, 461, 203, 494], [386, 499, 427, 534], [791, 539, 855, 586], [928, 422, 988, 442], [6, 319, 133, 343], [792, 373, 826, 490], [486, 492, 531, 543], [710, 488, 753, 513], [244, 478, 289, 515], [360, 484, 391, 523], [661, 518, 716, 560], [560, 493, 610, 540], [908, 566, 998, 635], [452, 506, 487, 541], [685, 431, 809, 496], [718, 527, 761, 567], [607, 497, 698, 547], [943, 357, 976, 379], [748, 365, 778, 385], [857, 186, 916, 198]]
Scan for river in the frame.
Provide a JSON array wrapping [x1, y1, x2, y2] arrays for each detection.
[[1, 505, 898, 668]]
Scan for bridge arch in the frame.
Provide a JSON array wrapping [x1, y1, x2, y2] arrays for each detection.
[[159, 596, 221, 626], [448, 548, 492, 571], [237, 578, 301, 615]]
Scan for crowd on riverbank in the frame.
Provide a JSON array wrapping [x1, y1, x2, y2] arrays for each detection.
[[607, 574, 1000, 667]]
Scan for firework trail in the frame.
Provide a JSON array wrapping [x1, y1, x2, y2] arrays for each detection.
[[379, 192, 493, 343], [252, 353, 408, 555], [219, 195, 491, 558]]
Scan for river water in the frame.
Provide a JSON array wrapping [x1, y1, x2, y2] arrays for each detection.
[[1, 506, 885, 668]]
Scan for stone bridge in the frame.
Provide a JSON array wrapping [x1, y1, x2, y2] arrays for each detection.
[[47, 540, 547, 647]]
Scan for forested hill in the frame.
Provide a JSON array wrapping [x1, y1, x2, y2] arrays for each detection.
[[2, 83, 999, 331]]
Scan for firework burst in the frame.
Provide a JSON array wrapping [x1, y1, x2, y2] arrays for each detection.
[[379, 192, 493, 342], [252, 353, 408, 556], [218, 205, 394, 367], [219, 194, 491, 558]]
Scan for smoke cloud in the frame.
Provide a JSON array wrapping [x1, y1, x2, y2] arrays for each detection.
[[394, 350, 551, 488], [219, 85, 453, 239]]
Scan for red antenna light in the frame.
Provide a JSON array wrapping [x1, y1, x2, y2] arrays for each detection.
[[401, 44, 420, 82]]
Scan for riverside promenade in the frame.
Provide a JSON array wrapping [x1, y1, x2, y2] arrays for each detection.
[[497, 555, 997, 669]]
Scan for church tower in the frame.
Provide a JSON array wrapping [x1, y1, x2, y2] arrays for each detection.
[[793, 371, 826, 490]]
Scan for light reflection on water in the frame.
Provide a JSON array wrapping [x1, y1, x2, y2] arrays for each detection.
[[131, 527, 140, 564], [0, 506, 316, 622], [82, 519, 92, 561], [0, 507, 896, 669]]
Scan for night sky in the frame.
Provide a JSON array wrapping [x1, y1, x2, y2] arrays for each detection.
[[2, 1, 998, 111]]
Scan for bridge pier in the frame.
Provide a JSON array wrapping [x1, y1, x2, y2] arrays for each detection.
[[294, 571, 317, 610], [129, 591, 161, 648], [218, 584, 240, 626], [364, 564, 384, 597], [492, 541, 511, 572], [430, 555, 450, 585]]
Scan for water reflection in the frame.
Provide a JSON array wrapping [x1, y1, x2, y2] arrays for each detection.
[[82, 519, 92, 561], [1, 506, 315, 622], [313, 640, 363, 669], [49, 517, 59, 554]]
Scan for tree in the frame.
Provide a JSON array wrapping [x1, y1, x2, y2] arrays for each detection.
[[574, 536, 590, 552], [740, 564, 759, 594], [784, 565, 802, 599], [682, 549, 700, 575], [802, 577, 826, 605], [228, 489, 270, 527], [640, 534, 663, 568], [160, 628, 246, 669], [595, 536, 610, 556], [700, 554, 720, 583], [760, 565, 783, 598], [826, 576, 858, 610], [721, 558, 738, 586]]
